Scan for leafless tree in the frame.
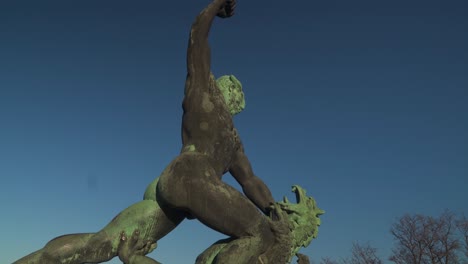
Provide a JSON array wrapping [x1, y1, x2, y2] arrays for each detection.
[[457, 215, 468, 260], [389, 211, 461, 264], [349, 242, 383, 264], [389, 214, 425, 264], [320, 257, 341, 264]]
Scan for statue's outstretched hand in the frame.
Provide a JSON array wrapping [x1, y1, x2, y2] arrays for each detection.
[[217, 0, 236, 18], [258, 203, 292, 263], [268, 203, 291, 238]]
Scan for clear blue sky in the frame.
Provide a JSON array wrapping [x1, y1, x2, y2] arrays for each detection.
[[1, 0, 467, 263]]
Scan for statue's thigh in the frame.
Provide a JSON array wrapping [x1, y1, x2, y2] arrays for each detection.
[[157, 153, 267, 237], [98, 200, 176, 247]]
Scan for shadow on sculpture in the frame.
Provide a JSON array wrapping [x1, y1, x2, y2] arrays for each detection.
[[195, 185, 324, 264], [14, 0, 323, 263]]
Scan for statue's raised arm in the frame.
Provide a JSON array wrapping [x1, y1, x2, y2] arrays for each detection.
[[184, 0, 235, 107]]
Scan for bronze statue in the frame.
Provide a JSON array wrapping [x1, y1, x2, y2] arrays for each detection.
[[14, 1, 323, 263]]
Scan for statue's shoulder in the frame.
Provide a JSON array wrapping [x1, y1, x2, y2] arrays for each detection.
[[182, 73, 225, 115]]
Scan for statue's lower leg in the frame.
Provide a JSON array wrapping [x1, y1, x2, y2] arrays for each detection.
[[196, 238, 233, 264], [213, 234, 273, 264], [13, 233, 115, 264]]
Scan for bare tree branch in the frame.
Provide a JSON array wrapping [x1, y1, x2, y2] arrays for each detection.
[[457, 214, 468, 260], [320, 257, 340, 264], [389, 211, 462, 264], [349, 242, 383, 264]]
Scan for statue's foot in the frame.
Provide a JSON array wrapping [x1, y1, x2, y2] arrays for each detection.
[[217, 0, 236, 18]]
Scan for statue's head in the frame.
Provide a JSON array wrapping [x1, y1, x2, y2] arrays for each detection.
[[216, 75, 245, 115]]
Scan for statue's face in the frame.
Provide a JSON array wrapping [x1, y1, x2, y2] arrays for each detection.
[[216, 75, 245, 115]]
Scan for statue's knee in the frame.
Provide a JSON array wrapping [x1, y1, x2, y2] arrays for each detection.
[[42, 244, 71, 262]]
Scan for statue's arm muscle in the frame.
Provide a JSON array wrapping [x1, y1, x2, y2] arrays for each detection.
[[229, 147, 275, 214], [184, 0, 226, 111]]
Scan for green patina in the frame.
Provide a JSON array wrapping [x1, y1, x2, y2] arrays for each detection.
[[63, 253, 81, 263], [104, 199, 159, 252], [143, 177, 160, 201], [216, 75, 245, 115], [183, 144, 197, 153], [278, 185, 325, 263]]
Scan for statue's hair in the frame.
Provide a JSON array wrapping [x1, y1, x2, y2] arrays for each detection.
[[215, 74, 245, 115], [215, 75, 242, 92]]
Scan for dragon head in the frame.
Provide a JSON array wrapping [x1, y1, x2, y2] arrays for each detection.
[[276, 185, 325, 262]]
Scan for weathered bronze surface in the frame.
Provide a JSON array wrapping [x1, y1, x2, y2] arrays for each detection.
[[13, 1, 323, 263]]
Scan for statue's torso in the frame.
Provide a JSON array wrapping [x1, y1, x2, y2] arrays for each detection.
[[181, 74, 241, 176]]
